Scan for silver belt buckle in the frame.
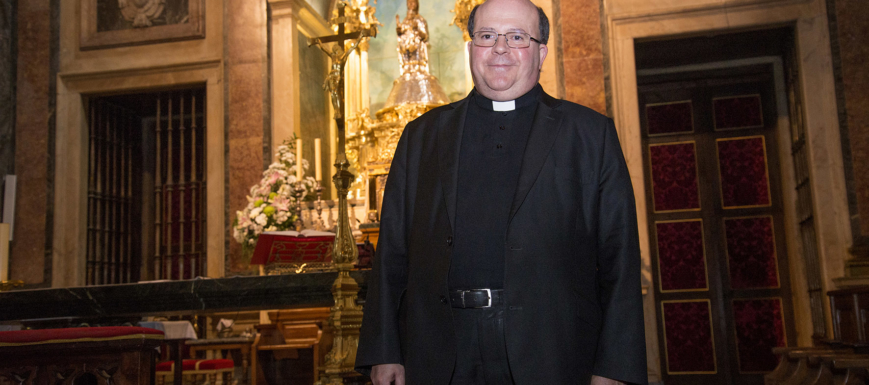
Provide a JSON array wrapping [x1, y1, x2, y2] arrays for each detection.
[[474, 288, 492, 308]]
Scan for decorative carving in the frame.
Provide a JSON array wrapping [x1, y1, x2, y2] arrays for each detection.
[[117, 0, 166, 28], [396, 0, 429, 75], [451, 0, 486, 41], [81, 0, 204, 50], [345, 0, 449, 218]]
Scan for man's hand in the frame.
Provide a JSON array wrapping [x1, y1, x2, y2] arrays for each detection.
[[591, 375, 626, 385], [371, 364, 405, 385]]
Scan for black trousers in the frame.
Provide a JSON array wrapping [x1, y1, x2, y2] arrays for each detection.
[[449, 304, 515, 385]]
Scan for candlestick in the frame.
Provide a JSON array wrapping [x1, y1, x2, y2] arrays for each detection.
[[296, 138, 303, 181], [314, 181, 324, 231], [292, 182, 306, 231], [315, 138, 322, 182]]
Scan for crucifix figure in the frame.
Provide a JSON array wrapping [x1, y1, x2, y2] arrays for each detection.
[[309, 3, 376, 121]]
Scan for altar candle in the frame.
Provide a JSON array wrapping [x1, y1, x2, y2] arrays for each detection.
[[356, 189, 361, 199], [296, 139, 303, 181], [314, 138, 322, 181]]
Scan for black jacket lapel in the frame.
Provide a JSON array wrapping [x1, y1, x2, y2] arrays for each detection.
[[438, 98, 470, 232], [508, 92, 564, 224]]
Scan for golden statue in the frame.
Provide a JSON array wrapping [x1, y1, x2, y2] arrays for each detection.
[[396, 0, 430, 75]]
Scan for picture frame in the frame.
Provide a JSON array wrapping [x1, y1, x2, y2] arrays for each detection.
[[79, 0, 205, 50]]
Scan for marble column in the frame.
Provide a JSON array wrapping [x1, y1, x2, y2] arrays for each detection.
[[828, 0, 869, 276], [11, 0, 51, 285], [0, 0, 13, 179], [225, 0, 269, 274], [557, 0, 606, 114]]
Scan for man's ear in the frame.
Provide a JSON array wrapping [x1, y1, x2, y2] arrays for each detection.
[[538, 44, 548, 70]]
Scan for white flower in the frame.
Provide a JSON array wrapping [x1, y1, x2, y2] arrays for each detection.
[[255, 213, 268, 226]]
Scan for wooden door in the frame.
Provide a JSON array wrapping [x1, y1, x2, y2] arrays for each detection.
[[640, 65, 796, 384]]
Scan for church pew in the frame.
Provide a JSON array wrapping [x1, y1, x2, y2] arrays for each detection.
[[0, 326, 163, 384], [253, 307, 331, 385], [832, 356, 869, 385], [767, 347, 854, 385]]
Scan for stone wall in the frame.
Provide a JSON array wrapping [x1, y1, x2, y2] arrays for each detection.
[[557, 0, 606, 114], [225, 0, 270, 274], [828, 0, 869, 254], [11, 0, 53, 286], [0, 0, 14, 183]]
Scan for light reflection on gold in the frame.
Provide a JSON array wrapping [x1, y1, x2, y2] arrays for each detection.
[[346, 0, 450, 214]]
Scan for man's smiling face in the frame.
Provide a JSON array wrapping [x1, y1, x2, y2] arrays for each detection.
[[468, 0, 548, 101]]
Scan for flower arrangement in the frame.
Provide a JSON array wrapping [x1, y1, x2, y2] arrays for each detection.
[[232, 139, 318, 253]]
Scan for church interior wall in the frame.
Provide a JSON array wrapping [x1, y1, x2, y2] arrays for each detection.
[[224, 0, 271, 274], [2, 0, 867, 381], [604, 0, 849, 380], [825, 0, 869, 271], [557, 0, 607, 114], [268, 0, 335, 203], [0, 0, 14, 188], [10, 0, 54, 287], [48, 0, 232, 286]]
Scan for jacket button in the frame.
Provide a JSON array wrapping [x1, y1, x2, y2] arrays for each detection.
[[446, 236, 453, 246], [440, 295, 448, 305]]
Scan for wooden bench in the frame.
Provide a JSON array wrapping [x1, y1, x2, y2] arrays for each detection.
[[0, 326, 164, 384], [156, 359, 234, 385]]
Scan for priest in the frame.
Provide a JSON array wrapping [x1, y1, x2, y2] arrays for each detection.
[[356, 0, 647, 383]]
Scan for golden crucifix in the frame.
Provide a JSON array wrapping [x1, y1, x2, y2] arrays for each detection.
[[310, 4, 376, 121], [307, 3, 376, 383]]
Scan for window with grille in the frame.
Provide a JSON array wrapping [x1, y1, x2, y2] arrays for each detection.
[[86, 87, 206, 284]]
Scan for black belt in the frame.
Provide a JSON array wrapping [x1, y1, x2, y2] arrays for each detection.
[[449, 289, 504, 309]]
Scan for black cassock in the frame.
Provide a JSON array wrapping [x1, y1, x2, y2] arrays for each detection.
[[356, 88, 648, 385]]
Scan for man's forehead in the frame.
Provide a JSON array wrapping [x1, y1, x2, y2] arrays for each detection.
[[476, 26, 529, 32], [475, 1, 539, 31]]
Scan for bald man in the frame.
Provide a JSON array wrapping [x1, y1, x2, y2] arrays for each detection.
[[356, 0, 647, 384]]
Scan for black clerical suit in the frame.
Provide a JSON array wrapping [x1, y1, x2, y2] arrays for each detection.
[[356, 86, 647, 385]]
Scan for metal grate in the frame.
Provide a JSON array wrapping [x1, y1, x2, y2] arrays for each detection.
[[86, 101, 141, 285], [86, 88, 206, 284], [154, 90, 206, 280]]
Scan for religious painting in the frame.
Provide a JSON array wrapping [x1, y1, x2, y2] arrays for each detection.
[[369, 0, 467, 116], [80, 0, 205, 50]]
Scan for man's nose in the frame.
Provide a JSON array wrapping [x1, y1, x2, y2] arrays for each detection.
[[492, 35, 510, 54]]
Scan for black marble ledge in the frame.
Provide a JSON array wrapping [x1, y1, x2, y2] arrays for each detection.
[[0, 270, 370, 322]]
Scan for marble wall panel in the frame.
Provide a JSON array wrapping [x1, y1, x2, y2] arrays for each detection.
[[225, 0, 267, 274], [0, 0, 13, 180], [831, 0, 869, 239], [559, 0, 606, 114], [11, 0, 51, 285]]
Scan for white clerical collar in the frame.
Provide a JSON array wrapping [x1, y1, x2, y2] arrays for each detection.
[[492, 100, 516, 111]]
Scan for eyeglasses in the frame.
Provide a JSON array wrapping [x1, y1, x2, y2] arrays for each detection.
[[471, 31, 542, 48]]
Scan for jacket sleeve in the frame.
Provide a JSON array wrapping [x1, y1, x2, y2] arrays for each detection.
[[592, 119, 648, 385], [355, 125, 412, 374]]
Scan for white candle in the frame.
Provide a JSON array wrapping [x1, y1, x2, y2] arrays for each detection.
[[314, 138, 322, 181], [356, 189, 361, 199], [296, 139, 303, 181]]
